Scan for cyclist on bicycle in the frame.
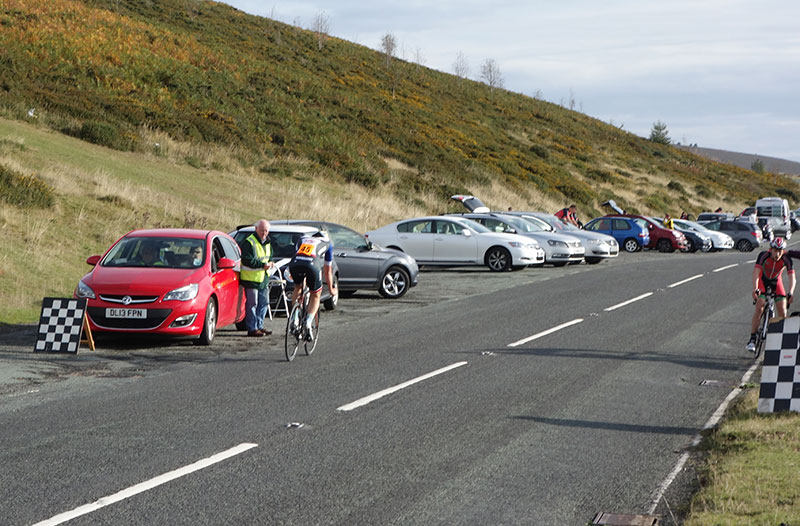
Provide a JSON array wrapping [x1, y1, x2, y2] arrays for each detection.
[[287, 230, 337, 340], [747, 237, 795, 351]]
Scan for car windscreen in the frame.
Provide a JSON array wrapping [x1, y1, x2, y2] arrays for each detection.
[[102, 237, 205, 269], [515, 215, 552, 232], [269, 231, 310, 258]]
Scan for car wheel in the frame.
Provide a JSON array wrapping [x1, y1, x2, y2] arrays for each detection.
[[378, 266, 410, 299], [623, 238, 639, 253], [485, 247, 512, 272], [323, 275, 339, 310], [196, 297, 217, 346], [736, 239, 753, 252], [701, 243, 712, 253], [585, 257, 602, 264], [686, 239, 697, 253], [657, 239, 673, 252]]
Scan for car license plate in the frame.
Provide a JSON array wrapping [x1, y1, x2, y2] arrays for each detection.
[[106, 308, 146, 319]]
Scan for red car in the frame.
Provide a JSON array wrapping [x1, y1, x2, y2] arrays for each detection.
[[74, 229, 246, 345], [605, 214, 688, 252]]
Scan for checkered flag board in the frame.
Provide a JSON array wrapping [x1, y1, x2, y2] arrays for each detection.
[[758, 316, 800, 413], [34, 298, 87, 354]]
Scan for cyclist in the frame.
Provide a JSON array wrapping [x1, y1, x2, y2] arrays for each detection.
[[287, 230, 337, 340], [747, 237, 795, 352]]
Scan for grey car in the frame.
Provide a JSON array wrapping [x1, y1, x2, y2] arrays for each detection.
[[507, 211, 619, 264], [701, 219, 764, 252], [273, 220, 419, 299]]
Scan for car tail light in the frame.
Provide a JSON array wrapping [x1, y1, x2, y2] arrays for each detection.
[[751, 231, 759, 237]]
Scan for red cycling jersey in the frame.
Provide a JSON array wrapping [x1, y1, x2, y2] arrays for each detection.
[[755, 250, 795, 296]]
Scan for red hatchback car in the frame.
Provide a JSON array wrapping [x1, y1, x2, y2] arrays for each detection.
[[74, 229, 245, 345]]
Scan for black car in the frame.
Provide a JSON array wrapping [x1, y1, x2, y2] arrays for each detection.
[[272, 220, 419, 299]]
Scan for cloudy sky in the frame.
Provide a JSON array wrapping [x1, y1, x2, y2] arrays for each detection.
[[224, 0, 800, 162]]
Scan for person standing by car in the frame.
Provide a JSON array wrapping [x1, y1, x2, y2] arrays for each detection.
[[663, 213, 674, 229], [239, 219, 275, 337], [554, 205, 579, 228], [747, 237, 795, 352], [287, 230, 337, 341]]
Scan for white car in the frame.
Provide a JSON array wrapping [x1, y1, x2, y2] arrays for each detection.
[[365, 216, 545, 271], [455, 213, 585, 266], [672, 219, 734, 251], [509, 211, 619, 264]]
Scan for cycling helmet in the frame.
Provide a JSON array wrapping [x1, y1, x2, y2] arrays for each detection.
[[771, 237, 787, 250], [312, 228, 330, 242]]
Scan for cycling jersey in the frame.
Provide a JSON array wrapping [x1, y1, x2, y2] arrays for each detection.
[[755, 250, 794, 296], [288, 236, 334, 292], [554, 208, 575, 223]]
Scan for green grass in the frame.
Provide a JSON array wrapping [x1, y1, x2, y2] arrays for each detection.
[[686, 388, 800, 525]]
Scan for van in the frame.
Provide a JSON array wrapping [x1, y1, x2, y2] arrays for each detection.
[[755, 197, 791, 239]]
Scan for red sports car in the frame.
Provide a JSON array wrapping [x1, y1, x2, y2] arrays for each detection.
[[74, 229, 246, 345]]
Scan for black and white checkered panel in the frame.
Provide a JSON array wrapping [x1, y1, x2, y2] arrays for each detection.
[[34, 298, 87, 354], [758, 317, 800, 413]]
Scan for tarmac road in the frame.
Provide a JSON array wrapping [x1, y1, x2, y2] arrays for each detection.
[[0, 248, 762, 525]]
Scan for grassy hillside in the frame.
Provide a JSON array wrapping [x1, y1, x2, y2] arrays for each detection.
[[1, 0, 799, 323]]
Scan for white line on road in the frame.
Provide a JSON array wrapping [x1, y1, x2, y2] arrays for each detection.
[[33, 443, 258, 526], [667, 274, 704, 288], [712, 263, 739, 273], [507, 318, 584, 348], [337, 362, 468, 411], [647, 360, 761, 515], [603, 292, 653, 312]]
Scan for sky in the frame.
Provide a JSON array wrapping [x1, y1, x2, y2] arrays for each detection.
[[224, 0, 800, 163]]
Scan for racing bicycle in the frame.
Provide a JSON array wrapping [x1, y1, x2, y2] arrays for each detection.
[[752, 291, 777, 359], [284, 285, 319, 362]]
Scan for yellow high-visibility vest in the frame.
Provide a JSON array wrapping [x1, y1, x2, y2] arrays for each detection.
[[240, 234, 271, 283]]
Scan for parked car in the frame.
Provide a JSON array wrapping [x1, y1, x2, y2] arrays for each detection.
[[450, 212, 584, 266], [672, 219, 734, 251], [271, 220, 419, 299], [229, 224, 340, 312], [449, 195, 583, 265], [701, 219, 763, 251], [601, 200, 687, 252], [365, 216, 544, 271], [508, 211, 619, 264], [583, 216, 650, 252], [648, 217, 711, 253], [74, 229, 246, 345], [755, 197, 792, 239]]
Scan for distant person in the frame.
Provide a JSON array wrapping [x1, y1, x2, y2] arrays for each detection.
[[663, 213, 674, 229], [715, 207, 723, 213], [554, 204, 579, 227], [507, 206, 513, 211], [680, 211, 688, 220], [239, 219, 275, 337]]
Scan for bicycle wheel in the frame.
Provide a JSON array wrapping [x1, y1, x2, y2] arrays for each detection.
[[754, 309, 769, 360], [285, 304, 301, 362], [304, 311, 320, 356]]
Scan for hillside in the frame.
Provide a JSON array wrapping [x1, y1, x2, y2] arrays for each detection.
[[676, 145, 800, 176], [1, 0, 799, 323]]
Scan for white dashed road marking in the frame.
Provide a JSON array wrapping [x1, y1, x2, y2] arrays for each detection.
[[507, 318, 584, 348], [603, 292, 653, 312]]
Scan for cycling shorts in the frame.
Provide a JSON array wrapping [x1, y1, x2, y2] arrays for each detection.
[[288, 261, 323, 293]]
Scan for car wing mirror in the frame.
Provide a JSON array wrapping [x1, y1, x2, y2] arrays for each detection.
[[218, 257, 236, 269], [86, 255, 101, 266]]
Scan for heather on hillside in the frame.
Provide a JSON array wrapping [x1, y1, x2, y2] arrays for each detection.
[[0, 0, 796, 215]]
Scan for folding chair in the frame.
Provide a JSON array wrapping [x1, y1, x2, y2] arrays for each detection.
[[267, 267, 290, 320]]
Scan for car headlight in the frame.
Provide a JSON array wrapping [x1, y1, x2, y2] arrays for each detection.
[[75, 280, 95, 299], [548, 240, 568, 247], [507, 241, 524, 248], [164, 283, 199, 302]]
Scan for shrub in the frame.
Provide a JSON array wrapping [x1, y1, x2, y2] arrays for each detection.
[[0, 164, 55, 208], [776, 187, 798, 201], [667, 180, 687, 194], [79, 121, 120, 149], [529, 144, 549, 159]]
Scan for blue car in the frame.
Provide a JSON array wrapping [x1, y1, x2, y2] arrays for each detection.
[[583, 217, 650, 252]]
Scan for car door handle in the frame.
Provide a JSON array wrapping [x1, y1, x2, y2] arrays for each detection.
[[336, 252, 347, 257]]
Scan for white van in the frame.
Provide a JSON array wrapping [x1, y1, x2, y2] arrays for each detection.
[[755, 197, 791, 239]]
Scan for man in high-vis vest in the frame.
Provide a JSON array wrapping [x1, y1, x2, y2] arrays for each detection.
[[239, 219, 275, 337]]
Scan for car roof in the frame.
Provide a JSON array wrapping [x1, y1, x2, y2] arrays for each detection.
[[126, 228, 215, 239], [233, 224, 319, 234]]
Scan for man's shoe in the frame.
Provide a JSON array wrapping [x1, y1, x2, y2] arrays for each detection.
[[746, 340, 756, 352], [258, 329, 272, 336], [247, 330, 264, 337], [304, 319, 314, 341]]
